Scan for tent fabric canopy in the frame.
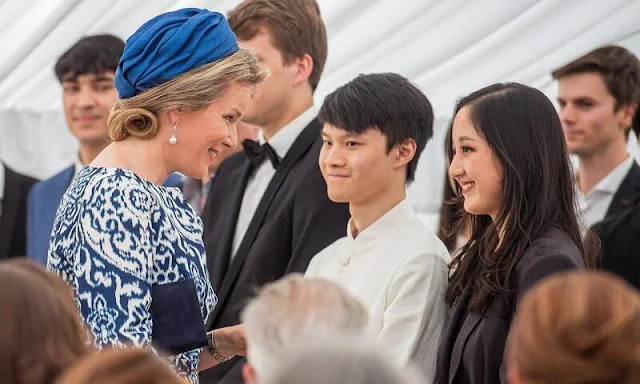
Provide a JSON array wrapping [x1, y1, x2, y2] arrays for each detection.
[[1, 0, 639, 226]]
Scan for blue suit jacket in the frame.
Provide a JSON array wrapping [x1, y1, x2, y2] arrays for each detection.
[[27, 165, 183, 265]]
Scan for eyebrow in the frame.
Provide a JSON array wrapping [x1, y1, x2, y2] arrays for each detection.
[[456, 135, 478, 142]]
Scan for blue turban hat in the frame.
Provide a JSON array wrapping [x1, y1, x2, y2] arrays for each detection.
[[114, 8, 239, 99]]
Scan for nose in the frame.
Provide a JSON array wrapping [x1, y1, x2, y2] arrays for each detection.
[[320, 145, 346, 168], [559, 104, 577, 126], [223, 124, 238, 149], [75, 88, 97, 108], [449, 152, 464, 180]]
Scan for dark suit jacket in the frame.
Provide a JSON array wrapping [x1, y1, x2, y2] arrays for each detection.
[[199, 118, 351, 383], [593, 203, 640, 289], [436, 228, 585, 384], [0, 164, 38, 260], [588, 161, 640, 289], [603, 161, 640, 219]]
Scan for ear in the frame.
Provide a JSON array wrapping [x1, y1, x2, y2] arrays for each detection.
[[292, 53, 314, 88], [167, 109, 180, 126], [507, 364, 524, 384], [393, 138, 417, 169], [242, 362, 258, 384], [617, 102, 637, 131]]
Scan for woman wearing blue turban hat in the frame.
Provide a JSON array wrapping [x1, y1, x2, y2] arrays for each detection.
[[47, 8, 269, 383]]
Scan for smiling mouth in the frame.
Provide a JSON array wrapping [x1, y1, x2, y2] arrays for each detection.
[[459, 182, 475, 194], [208, 148, 218, 160]]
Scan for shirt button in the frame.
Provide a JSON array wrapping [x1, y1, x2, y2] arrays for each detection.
[[340, 258, 350, 266]]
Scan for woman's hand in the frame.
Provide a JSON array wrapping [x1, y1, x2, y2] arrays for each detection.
[[213, 324, 247, 358]]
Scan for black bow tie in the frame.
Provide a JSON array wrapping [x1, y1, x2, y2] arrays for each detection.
[[242, 139, 280, 168]]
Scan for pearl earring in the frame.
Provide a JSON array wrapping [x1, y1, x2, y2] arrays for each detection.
[[169, 122, 178, 145]]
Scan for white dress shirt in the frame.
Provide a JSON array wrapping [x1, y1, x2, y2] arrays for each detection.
[[231, 106, 318, 259], [0, 164, 5, 221], [305, 199, 451, 381], [577, 156, 636, 227]]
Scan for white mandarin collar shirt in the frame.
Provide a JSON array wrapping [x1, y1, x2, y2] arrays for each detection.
[[231, 106, 318, 259], [577, 156, 636, 227], [305, 199, 450, 381]]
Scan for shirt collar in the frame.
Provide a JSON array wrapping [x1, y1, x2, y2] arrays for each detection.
[[0, 163, 5, 200], [584, 156, 636, 196], [261, 106, 318, 159], [346, 198, 414, 246]]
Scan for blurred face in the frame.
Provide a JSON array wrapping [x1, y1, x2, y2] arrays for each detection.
[[320, 124, 398, 205], [557, 72, 630, 157], [239, 28, 298, 126], [449, 106, 504, 219], [205, 120, 259, 177], [62, 71, 118, 147], [170, 82, 253, 179]]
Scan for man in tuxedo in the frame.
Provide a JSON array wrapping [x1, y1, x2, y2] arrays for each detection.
[[200, 0, 350, 382], [552, 45, 640, 227], [0, 162, 37, 259], [27, 34, 182, 265]]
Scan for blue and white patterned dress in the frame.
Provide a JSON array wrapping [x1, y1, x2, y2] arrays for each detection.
[[48, 166, 216, 383]]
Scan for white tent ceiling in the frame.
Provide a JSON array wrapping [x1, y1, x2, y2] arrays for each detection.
[[1, 0, 639, 224]]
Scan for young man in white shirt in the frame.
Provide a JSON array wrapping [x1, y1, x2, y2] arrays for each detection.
[[552, 45, 640, 227], [305, 73, 450, 382]]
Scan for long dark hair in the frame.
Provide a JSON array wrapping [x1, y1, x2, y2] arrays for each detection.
[[445, 82, 595, 313]]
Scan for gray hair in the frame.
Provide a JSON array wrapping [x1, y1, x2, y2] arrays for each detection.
[[261, 337, 425, 384], [241, 274, 368, 378]]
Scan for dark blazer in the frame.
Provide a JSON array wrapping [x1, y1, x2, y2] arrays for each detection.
[[0, 164, 38, 260], [436, 228, 585, 384], [593, 202, 640, 289], [604, 161, 640, 218], [27, 166, 184, 266], [199, 118, 351, 383]]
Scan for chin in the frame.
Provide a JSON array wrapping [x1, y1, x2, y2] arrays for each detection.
[[326, 189, 351, 204]]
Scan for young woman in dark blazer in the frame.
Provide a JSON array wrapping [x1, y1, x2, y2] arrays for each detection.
[[435, 83, 596, 384]]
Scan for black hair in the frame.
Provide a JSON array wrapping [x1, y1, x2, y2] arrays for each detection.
[[445, 82, 596, 312], [54, 34, 124, 82], [318, 73, 434, 183]]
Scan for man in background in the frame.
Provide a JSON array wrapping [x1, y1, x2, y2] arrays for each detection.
[[552, 45, 640, 227]]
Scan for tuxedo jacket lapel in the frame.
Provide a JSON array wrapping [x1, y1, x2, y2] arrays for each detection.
[[207, 119, 320, 328], [206, 159, 253, 292], [606, 161, 640, 217], [0, 166, 20, 259]]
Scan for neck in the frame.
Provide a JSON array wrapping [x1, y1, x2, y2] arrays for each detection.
[[78, 142, 109, 165], [349, 184, 406, 238], [92, 139, 170, 185], [577, 144, 629, 194], [261, 92, 313, 141]]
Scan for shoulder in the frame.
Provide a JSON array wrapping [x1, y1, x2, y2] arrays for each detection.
[[31, 166, 74, 195], [393, 216, 452, 266], [4, 164, 38, 188], [515, 228, 584, 292], [79, 168, 158, 214], [306, 237, 346, 273]]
